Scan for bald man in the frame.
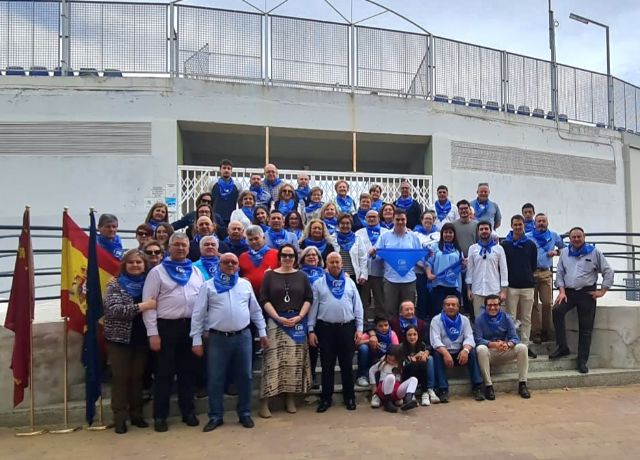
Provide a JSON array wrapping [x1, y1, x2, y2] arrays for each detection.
[[262, 163, 284, 209], [188, 216, 217, 262]]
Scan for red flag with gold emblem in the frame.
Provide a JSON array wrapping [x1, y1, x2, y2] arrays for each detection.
[[4, 207, 35, 407]]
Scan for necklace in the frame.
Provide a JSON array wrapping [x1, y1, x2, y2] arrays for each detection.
[[283, 280, 291, 303]]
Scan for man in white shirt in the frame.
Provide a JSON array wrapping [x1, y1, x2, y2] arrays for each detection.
[[433, 185, 459, 226], [191, 253, 268, 432], [466, 221, 509, 319], [143, 233, 204, 432]]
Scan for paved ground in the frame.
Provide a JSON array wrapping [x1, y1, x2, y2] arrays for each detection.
[[2, 385, 639, 459]]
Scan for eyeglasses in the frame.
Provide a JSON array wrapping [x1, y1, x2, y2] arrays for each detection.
[[282, 190, 293, 194], [280, 253, 296, 259], [145, 250, 163, 256], [220, 260, 238, 265], [137, 232, 150, 237]]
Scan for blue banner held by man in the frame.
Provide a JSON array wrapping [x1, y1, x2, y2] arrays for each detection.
[[376, 248, 429, 277]]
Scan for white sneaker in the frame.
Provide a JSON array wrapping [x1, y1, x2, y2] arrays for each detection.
[[356, 376, 370, 387], [421, 393, 431, 406], [370, 394, 381, 408], [427, 389, 440, 404]]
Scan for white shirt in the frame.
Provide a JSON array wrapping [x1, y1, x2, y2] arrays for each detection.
[[434, 202, 460, 227], [229, 209, 252, 229], [430, 314, 475, 353], [308, 274, 364, 332], [190, 277, 267, 346], [355, 226, 390, 277], [465, 243, 509, 296], [142, 263, 204, 336]]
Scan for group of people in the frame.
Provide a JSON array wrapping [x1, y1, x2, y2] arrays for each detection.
[[100, 160, 615, 434]]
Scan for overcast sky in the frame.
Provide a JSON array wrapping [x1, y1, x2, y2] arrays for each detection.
[[167, 0, 639, 84]]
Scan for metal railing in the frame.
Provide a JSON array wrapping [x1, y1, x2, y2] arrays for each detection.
[[1, 0, 639, 131], [178, 166, 433, 219]]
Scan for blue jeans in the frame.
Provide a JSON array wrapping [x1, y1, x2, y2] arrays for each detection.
[[206, 328, 253, 422], [357, 344, 384, 378], [430, 285, 461, 320], [433, 347, 483, 391]]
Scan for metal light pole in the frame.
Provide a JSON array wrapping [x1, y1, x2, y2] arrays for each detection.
[[548, 1, 558, 122], [570, 12, 614, 128]]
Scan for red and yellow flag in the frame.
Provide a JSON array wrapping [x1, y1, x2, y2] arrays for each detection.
[[60, 211, 119, 334], [4, 207, 34, 407]]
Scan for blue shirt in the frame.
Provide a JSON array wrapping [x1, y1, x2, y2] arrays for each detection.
[[526, 230, 565, 269], [264, 229, 300, 252], [474, 311, 520, 347], [308, 275, 364, 332], [375, 230, 422, 283], [426, 247, 463, 291]]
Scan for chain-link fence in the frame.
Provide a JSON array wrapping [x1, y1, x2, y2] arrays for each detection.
[[1, 0, 639, 130]]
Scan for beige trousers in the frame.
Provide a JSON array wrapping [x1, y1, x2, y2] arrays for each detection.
[[476, 343, 529, 386]]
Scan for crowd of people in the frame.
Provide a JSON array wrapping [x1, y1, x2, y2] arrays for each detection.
[[100, 160, 614, 434]]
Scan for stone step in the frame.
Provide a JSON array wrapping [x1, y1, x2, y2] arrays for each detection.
[[4, 367, 640, 428]]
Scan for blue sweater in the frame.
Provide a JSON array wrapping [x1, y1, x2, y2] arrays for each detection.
[[474, 312, 520, 347]]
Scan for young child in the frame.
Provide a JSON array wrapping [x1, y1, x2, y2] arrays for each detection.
[[368, 345, 419, 413], [356, 317, 399, 388], [402, 325, 440, 406]]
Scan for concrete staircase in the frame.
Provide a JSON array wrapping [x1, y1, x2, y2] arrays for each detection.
[[2, 341, 640, 428]]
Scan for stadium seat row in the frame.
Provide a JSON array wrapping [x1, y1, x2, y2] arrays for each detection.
[[1, 66, 122, 77]]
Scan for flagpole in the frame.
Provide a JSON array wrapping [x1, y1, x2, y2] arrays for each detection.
[[49, 316, 81, 434], [84, 207, 108, 431], [16, 206, 46, 437]]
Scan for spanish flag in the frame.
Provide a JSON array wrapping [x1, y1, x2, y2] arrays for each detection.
[[60, 210, 119, 334]]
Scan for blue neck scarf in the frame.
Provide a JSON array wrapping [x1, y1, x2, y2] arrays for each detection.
[[478, 239, 496, 256], [213, 270, 239, 293], [484, 310, 505, 332], [336, 195, 354, 214], [97, 235, 124, 260], [199, 255, 220, 279], [217, 177, 235, 200], [265, 177, 282, 188], [435, 200, 452, 222], [224, 236, 249, 252], [258, 222, 270, 232], [380, 220, 394, 230], [371, 199, 383, 212], [267, 227, 288, 249], [305, 201, 323, 215], [524, 219, 535, 233], [399, 316, 418, 332], [531, 228, 553, 249], [147, 219, 162, 232], [366, 225, 381, 245], [162, 257, 193, 286], [568, 244, 595, 258], [473, 200, 490, 219], [504, 231, 529, 248], [414, 224, 437, 236], [288, 228, 303, 240], [442, 242, 457, 254], [337, 231, 356, 251], [303, 237, 328, 254], [296, 186, 311, 203], [376, 329, 393, 353], [277, 199, 296, 216], [301, 265, 324, 284], [395, 196, 414, 210], [241, 207, 254, 221], [117, 273, 145, 301], [248, 245, 270, 267], [434, 256, 462, 285], [323, 217, 337, 234], [441, 311, 462, 342], [325, 271, 346, 299], [250, 185, 270, 204], [356, 208, 368, 227]]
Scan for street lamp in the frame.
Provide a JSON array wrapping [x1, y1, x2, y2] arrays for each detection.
[[569, 12, 614, 128]]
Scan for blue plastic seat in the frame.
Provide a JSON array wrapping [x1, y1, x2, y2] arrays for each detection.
[[627, 129, 635, 134], [595, 122, 606, 128], [6, 66, 25, 76], [78, 67, 99, 77], [485, 101, 499, 111], [532, 108, 545, 118], [546, 111, 556, 119], [29, 66, 49, 76], [53, 67, 74, 76], [558, 114, 568, 122], [504, 103, 516, 113], [517, 105, 531, 116], [103, 69, 123, 77], [434, 94, 449, 103], [451, 96, 466, 106], [469, 98, 482, 108]]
